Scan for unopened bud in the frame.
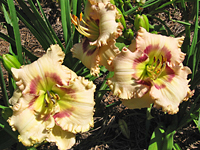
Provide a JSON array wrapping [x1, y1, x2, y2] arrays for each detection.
[[118, 119, 130, 139], [2, 54, 21, 74], [124, 28, 134, 40], [134, 14, 149, 32]]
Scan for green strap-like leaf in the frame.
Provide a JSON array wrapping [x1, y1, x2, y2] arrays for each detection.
[[0, 130, 17, 149], [60, 0, 72, 53], [36, 0, 65, 51], [27, 0, 56, 44], [148, 124, 165, 150], [0, 64, 9, 106], [0, 117, 18, 140], [7, 0, 23, 64]]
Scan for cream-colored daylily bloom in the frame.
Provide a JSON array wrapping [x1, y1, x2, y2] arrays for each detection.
[[108, 29, 193, 114], [136, 27, 185, 66], [70, 0, 123, 76], [7, 44, 96, 150]]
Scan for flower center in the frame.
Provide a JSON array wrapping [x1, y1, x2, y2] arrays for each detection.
[[44, 90, 60, 107], [146, 55, 167, 80]]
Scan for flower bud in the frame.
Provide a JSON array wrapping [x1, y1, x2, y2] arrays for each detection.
[[2, 54, 21, 74], [124, 28, 134, 41], [118, 119, 130, 139], [134, 14, 149, 32]]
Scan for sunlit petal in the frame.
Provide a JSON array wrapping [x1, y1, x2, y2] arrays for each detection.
[[89, 2, 123, 47], [8, 94, 53, 146], [52, 76, 96, 133], [136, 27, 185, 65], [8, 44, 96, 149], [11, 45, 75, 95], [122, 92, 154, 109], [150, 64, 193, 114], [107, 47, 150, 99], [71, 39, 100, 76], [47, 125, 76, 150]]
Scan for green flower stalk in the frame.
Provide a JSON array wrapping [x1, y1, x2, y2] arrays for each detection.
[[2, 54, 21, 74], [134, 14, 149, 32]]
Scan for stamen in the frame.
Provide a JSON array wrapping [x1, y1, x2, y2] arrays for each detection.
[[44, 98, 48, 107], [156, 58, 160, 66], [55, 94, 60, 100], [51, 98, 56, 104], [44, 90, 58, 106], [70, 13, 99, 40], [47, 90, 53, 99], [80, 12, 82, 22], [153, 56, 156, 63]]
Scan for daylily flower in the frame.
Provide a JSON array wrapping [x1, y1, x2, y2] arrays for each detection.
[[107, 28, 193, 114], [7, 44, 96, 150], [70, 0, 123, 76]]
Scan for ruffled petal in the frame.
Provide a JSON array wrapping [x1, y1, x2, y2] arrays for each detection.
[[47, 125, 76, 150], [11, 44, 76, 95], [71, 39, 100, 76], [150, 64, 193, 114], [107, 47, 150, 99], [88, 1, 123, 47], [7, 94, 54, 146], [122, 92, 154, 109], [9, 88, 22, 106], [52, 76, 96, 133], [98, 41, 120, 71], [136, 27, 185, 65]]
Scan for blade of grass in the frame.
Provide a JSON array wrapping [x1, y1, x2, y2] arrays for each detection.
[[7, 0, 23, 64]]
